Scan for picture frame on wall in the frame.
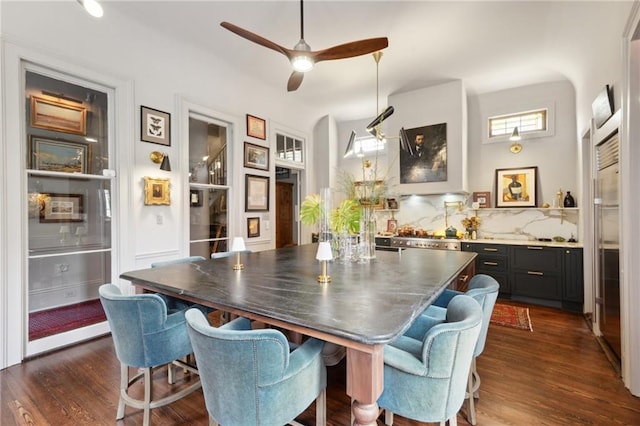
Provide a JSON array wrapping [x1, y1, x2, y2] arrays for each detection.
[[39, 193, 84, 223], [144, 176, 171, 205], [30, 95, 87, 135], [472, 191, 491, 208], [495, 166, 537, 208], [246, 114, 266, 139], [30, 136, 90, 174], [141, 106, 171, 146], [244, 142, 269, 170], [247, 217, 260, 238], [245, 174, 269, 211], [190, 189, 203, 207]]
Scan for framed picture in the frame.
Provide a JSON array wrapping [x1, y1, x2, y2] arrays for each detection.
[[472, 191, 491, 208], [144, 176, 171, 205], [30, 136, 90, 174], [190, 189, 203, 207], [495, 167, 537, 208], [387, 219, 398, 233], [247, 217, 260, 238], [30, 95, 87, 135], [39, 193, 84, 223], [246, 114, 266, 139], [141, 106, 171, 146], [354, 180, 384, 209], [245, 174, 269, 211], [386, 198, 398, 210], [399, 122, 447, 184], [244, 142, 269, 170]]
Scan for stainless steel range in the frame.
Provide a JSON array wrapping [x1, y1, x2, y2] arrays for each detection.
[[375, 236, 461, 251]]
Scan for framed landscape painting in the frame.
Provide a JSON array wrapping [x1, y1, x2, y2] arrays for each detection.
[[30, 136, 90, 174]]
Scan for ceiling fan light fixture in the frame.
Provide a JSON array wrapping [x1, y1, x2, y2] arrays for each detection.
[[291, 39, 314, 72], [77, 0, 103, 18]]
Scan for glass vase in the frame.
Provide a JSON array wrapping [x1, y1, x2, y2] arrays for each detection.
[[319, 187, 333, 243], [359, 205, 376, 261]]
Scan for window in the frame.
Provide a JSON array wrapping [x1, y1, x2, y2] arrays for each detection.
[[489, 109, 548, 138], [276, 133, 304, 163], [188, 115, 230, 256]]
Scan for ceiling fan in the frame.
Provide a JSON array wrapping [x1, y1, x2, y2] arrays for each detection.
[[220, 0, 388, 92]]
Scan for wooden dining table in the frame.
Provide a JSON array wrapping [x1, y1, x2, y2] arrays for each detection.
[[120, 244, 476, 425]]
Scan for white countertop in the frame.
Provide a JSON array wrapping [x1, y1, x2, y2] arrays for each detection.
[[464, 238, 583, 248]]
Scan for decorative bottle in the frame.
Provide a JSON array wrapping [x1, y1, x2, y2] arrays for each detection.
[[564, 191, 576, 208]]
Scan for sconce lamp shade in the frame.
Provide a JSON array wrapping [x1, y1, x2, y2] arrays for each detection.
[[365, 106, 395, 135], [231, 237, 247, 252], [316, 242, 333, 261], [343, 130, 358, 158], [160, 155, 171, 171], [510, 127, 521, 141], [399, 127, 416, 157]]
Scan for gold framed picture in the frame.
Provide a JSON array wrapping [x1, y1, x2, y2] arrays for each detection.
[[30, 95, 87, 135], [30, 136, 90, 174], [247, 217, 260, 238], [144, 176, 171, 205]]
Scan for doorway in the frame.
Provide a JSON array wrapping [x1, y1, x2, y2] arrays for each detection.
[[275, 167, 299, 248]]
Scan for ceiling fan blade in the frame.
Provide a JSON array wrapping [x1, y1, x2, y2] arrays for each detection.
[[287, 71, 304, 92], [312, 37, 389, 62], [220, 21, 293, 58]]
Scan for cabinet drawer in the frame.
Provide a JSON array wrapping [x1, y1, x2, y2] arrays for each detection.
[[510, 246, 561, 271], [476, 255, 508, 272], [511, 270, 561, 299], [463, 243, 508, 255]]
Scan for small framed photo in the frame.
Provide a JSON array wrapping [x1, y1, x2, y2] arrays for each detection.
[[30, 95, 87, 135], [386, 198, 398, 210], [247, 217, 260, 238], [246, 114, 266, 140], [244, 142, 269, 171], [144, 176, 171, 205], [39, 193, 84, 223], [495, 166, 537, 208], [245, 174, 269, 212], [387, 219, 398, 233], [30, 136, 90, 174], [472, 191, 491, 208], [141, 106, 171, 146], [190, 189, 203, 207]]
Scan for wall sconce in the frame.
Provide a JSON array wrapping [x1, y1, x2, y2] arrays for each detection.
[[344, 130, 363, 158], [231, 237, 247, 270], [150, 151, 171, 171], [509, 127, 522, 154], [316, 241, 333, 283]]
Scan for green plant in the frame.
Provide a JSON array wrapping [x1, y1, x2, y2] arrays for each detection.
[[299, 194, 321, 226], [299, 194, 360, 234]]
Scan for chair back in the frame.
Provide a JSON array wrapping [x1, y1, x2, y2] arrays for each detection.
[[99, 284, 193, 368], [150, 255, 205, 268], [186, 309, 326, 425], [465, 274, 499, 356], [378, 295, 482, 423]]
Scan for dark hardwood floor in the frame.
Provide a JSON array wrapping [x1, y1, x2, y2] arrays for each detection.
[[2, 302, 640, 425]]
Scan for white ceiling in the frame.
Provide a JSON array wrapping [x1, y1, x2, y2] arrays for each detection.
[[105, 1, 632, 121]]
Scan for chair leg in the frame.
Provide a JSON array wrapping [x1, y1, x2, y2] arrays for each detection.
[[384, 409, 394, 425], [168, 362, 175, 384], [143, 367, 152, 426], [316, 388, 326, 426], [117, 364, 128, 420], [449, 415, 458, 426], [209, 417, 219, 426], [467, 366, 477, 425]]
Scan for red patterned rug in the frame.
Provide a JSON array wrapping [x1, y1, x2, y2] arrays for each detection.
[[29, 299, 106, 340], [490, 303, 533, 331]]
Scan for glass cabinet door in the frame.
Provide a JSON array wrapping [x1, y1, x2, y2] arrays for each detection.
[[25, 69, 113, 342]]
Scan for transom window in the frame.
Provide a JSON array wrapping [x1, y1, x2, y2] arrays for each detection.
[[489, 109, 547, 138], [276, 133, 304, 163]]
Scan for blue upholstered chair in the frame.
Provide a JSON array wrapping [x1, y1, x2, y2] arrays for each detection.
[[99, 284, 201, 426], [422, 274, 500, 425], [185, 309, 327, 426], [378, 295, 483, 426]]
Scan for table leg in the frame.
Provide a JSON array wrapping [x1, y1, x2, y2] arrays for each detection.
[[346, 345, 384, 426]]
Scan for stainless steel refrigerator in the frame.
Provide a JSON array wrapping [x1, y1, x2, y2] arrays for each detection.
[[595, 133, 621, 360]]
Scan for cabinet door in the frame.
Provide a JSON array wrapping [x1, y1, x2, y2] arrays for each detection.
[[563, 248, 584, 307], [511, 270, 562, 299], [510, 245, 562, 271]]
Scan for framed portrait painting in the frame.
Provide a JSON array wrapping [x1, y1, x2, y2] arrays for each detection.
[[144, 176, 171, 205], [495, 166, 537, 208], [399, 122, 447, 184], [141, 106, 171, 146]]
